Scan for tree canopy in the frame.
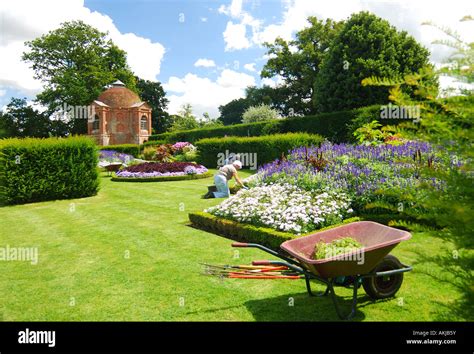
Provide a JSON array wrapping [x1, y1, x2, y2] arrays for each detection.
[[0, 98, 68, 138], [261, 17, 343, 115], [314, 12, 433, 112], [136, 77, 170, 133], [22, 20, 137, 133]]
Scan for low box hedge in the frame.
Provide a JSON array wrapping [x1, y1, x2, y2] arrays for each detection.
[[0, 136, 99, 205], [100, 144, 140, 157], [111, 171, 212, 182], [189, 211, 361, 251], [195, 132, 324, 168]]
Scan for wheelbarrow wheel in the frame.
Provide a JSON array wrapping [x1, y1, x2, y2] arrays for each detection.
[[363, 255, 404, 300]]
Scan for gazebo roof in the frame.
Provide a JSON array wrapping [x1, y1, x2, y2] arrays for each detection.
[[96, 82, 142, 108]]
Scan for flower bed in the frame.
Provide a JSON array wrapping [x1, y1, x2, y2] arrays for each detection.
[[201, 140, 459, 241], [256, 141, 453, 210], [112, 161, 210, 182], [98, 150, 134, 167], [141, 141, 198, 162], [205, 183, 352, 234]]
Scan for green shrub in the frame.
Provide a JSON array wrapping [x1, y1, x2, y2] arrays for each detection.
[[0, 136, 99, 205], [242, 104, 280, 123], [141, 146, 157, 161], [188, 212, 361, 250], [100, 144, 140, 157], [346, 105, 401, 142], [195, 133, 324, 168]]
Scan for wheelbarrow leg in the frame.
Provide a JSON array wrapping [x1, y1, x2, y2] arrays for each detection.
[[327, 276, 360, 320], [305, 275, 329, 297]]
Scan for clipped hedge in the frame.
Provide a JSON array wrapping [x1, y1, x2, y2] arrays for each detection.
[[141, 140, 166, 148], [188, 211, 361, 250], [148, 106, 387, 144], [195, 133, 324, 168], [0, 136, 99, 205], [149, 121, 271, 143], [100, 144, 140, 157], [111, 171, 211, 182]]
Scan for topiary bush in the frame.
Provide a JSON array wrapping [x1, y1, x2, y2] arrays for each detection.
[[195, 133, 324, 168], [0, 136, 99, 205]]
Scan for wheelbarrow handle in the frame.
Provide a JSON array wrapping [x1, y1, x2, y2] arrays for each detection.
[[252, 260, 272, 265], [231, 242, 249, 247], [232, 242, 303, 268]]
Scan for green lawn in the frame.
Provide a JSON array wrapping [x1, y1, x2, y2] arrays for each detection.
[[0, 170, 469, 321]]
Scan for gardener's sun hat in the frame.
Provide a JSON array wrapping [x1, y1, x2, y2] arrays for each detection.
[[233, 160, 243, 169]]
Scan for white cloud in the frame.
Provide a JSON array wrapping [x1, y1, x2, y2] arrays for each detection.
[[163, 69, 256, 117], [219, 0, 262, 51], [0, 0, 165, 96], [223, 21, 251, 51], [200, 17, 208, 22], [244, 63, 256, 72], [194, 58, 216, 68], [217, 69, 255, 88], [219, 0, 474, 70], [218, 0, 243, 18], [0, 89, 6, 97]]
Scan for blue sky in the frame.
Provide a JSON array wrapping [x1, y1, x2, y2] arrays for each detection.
[[85, 0, 283, 82], [1, 0, 473, 117]]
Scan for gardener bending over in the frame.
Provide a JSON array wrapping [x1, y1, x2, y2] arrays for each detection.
[[205, 160, 246, 198]]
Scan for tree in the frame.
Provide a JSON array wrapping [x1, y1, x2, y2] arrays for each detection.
[[0, 98, 66, 138], [169, 104, 199, 131], [218, 98, 251, 125], [314, 12, 433, 113], [422, 17, 474, 95], [136, 77, 170, 133], [218, 85, 290, 126], [245, 85, 291, 116], [261, 17, 343, 115], [242, 104, 280, 124], [199, 112, 223, 129], [22, 21, 137, 133]]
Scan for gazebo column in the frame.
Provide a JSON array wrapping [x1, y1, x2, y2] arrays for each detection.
[[148, 112, 152, 133]]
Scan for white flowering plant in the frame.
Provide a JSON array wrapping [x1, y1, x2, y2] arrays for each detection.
[[205, 183, 353, 234]]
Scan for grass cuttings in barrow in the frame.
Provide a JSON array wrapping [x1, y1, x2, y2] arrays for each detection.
[[314, 237, 363, 260]]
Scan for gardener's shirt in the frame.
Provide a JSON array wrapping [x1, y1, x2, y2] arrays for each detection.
[[218, 164, 237, 180]]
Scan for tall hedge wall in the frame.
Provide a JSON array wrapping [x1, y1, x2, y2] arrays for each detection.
[[0, 136, 99, 205], [195, 133, 324, 169], [148, 105, 390, 144]]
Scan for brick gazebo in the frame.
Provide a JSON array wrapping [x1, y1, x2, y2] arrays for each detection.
[[88, 80, 152, 145]]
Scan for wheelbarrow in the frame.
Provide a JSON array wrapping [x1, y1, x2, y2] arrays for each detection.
[[229, 221, 412, 320], [104, 162, 123, 176]]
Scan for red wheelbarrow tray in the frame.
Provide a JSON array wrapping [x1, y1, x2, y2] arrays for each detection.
[[280, 221, 412, 278]]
